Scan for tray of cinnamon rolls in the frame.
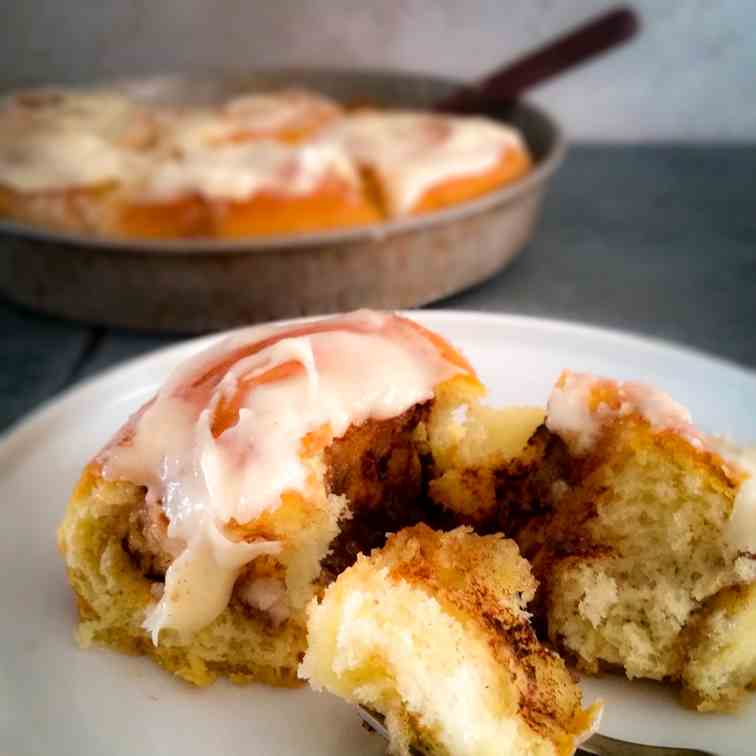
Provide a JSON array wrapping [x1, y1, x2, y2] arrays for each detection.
[[0, 69, 563, 331]]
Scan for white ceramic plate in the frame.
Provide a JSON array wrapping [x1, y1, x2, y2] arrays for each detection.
[[2, 311, 755, 756]]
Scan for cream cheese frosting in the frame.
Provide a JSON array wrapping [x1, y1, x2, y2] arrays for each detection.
[[321, 111, 524, 215], [546, 371, 702, 455], [0, 88, 154, 192], [0, 88, 527, 214], [164, 89, 342, 154], [0, 87, 342, 196], [223, 89, 339, 132], [99, 311, 470, 642], [140, 140, 358, 202]]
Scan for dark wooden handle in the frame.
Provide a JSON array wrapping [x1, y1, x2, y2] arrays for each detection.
[[437, 6, 640, 113]]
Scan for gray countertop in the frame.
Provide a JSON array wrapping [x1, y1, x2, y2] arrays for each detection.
[[2, 144, 755, 432]]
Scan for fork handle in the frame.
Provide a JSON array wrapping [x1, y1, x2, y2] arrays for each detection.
[[579, 732, 718, 756]]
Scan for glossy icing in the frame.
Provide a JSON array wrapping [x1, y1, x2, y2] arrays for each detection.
[[321, 111, 524, 215], [0, 88, 155, 192], [99, 310, 471, 641], [141, 140, 357, 201]]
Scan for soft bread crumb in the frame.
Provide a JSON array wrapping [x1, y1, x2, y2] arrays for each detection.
[[507, 412, 756, 709], [423, 375, 756, 712], [683, 582, 756, 711], [301, 524, 599, 756], [423, 384, 545, 525]]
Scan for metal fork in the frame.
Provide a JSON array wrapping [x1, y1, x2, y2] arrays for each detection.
[[357, 706, 717, 756]]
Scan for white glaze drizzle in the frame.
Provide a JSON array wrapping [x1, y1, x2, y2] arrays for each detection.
[[0, 87, 342, 196], [164, 89, 342, 154], [0, 88, 528, 212], [0, 88, 155, 192], [320, 111, 525, 215], [99, 311, 468, 641], [140, 140, 358, 202], [546, 371, 702, 455]]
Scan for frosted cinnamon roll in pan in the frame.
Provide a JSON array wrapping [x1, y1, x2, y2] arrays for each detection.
[[163, 89, 345, 152], [0, 84, 532, 239]]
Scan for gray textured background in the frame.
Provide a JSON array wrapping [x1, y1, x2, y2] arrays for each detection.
[[2, 0, 754, 141]]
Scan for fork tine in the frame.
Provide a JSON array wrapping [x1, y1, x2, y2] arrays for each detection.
[[356, 706, 719, 756]]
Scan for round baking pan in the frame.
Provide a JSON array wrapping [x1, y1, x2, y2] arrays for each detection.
[[0, 68, 564, 332]]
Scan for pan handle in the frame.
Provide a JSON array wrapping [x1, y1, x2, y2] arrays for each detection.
[[436, 6, 640, 114]]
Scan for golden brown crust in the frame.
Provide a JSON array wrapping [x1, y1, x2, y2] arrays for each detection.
[[112, 177, 382, 240], [0, 183, 118, 235], [213, 178, 381, 238], [109, 194, 212, 238], [409, 148, 531, 215]]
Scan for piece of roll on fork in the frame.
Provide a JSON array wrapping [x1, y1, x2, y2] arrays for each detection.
[[301, 524, 600, 756]]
